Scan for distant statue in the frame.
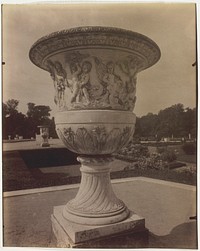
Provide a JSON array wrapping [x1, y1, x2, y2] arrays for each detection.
[[38, 126, 50, 147]]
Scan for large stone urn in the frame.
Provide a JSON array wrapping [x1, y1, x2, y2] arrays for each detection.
[[29, 26, 160, 246]]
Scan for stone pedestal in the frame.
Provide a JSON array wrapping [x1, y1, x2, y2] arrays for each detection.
[[63, 156, 129, 225], [51, 205, 148, 248], [51, 156, 148, 248]]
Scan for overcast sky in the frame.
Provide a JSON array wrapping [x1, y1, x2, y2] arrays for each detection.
[[2, 3, 196, 117]]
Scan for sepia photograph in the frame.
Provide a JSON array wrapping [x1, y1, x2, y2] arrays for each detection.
[[2, 2, 197, 249]]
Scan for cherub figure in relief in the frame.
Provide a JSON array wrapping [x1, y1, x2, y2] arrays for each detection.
[[70, 61, 92, 105], [69, 62, 82, 103], [95, 58, 124, 108], [102, 61, 124, 107], [117, 57, 138, 93], [46, 60, 68, 107]]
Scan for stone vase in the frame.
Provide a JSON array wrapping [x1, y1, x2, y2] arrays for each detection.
[[29, 26, 160, 226], [38, 126, 50, 147]]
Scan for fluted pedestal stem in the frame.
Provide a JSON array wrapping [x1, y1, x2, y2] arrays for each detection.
[[63, 156, 129, 225]]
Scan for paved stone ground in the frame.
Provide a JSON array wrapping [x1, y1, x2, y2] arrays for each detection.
[[3, 177, 197, 249], [3, 139, 63, 151], [2, 140, 197, 248]]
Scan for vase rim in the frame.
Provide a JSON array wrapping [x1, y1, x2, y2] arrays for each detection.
[[29, 25, 161, 71]]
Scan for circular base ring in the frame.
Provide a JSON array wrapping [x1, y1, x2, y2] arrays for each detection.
[[63, 207, 130, 225]]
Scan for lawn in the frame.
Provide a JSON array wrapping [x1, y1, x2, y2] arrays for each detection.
[[3, 149, 80, 192], [167, 144, 196, 163], [3, 143, 197, 192]]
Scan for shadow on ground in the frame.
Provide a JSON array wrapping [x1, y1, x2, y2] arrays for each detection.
[[149, 221, 197, 249], [3, 150, 80, 191], [19, 148, 78, 168], [48, 221, 197, 248]]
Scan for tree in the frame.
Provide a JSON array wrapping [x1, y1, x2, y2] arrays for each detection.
[[3, 99, 26, 139], [27, 103, 51, 122], [157, 104, 185, 138], [27, 102, 35, 117], [137, 113, 159, 138], [26, 103, 52, 137], [134, 103, 196, 140], [3, 99, 59, 139], [182, 107, 196, 138], [3, 99, 19, 117]]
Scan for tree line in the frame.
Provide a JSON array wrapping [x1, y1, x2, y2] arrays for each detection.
[[134, 103, 196, 140], [2, 100, 196, 140], [3, 99, 57, 139]]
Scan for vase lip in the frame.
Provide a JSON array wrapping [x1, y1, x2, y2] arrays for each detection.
[[29, 25, 161, 71], [30, 25, 159, 48]]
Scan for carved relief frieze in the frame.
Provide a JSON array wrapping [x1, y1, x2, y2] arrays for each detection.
[[46, 60, 68, 109], [46, 50, 141, 111]]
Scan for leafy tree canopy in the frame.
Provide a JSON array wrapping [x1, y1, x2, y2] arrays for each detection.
[[3, 100, 53, 139], [135, 103, 196, 139], [27, 103, 51, 124], [3, 99, 19, 117]]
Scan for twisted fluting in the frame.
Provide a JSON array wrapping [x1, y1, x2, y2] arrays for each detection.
[[62, 156, 129, 225]]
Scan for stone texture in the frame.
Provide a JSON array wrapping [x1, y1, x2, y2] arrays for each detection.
[[38, 126, 50, 147], [29, 26, 161, 112], [51, 205, 146, 247], [3, 177, 197, 248], [55, 110, 136, 155], [63, 156, 129, 225], [28, 26, 161, 247]]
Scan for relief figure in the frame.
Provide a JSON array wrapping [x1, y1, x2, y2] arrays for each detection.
[[117, 57, 138, 89], [47, 60, 68, 108], [103, 61, 124, 107], [68, 62, 82, 103], [95, 58, 124, 108], [70, 61, 92, 105], [116, 57, 139, 110]]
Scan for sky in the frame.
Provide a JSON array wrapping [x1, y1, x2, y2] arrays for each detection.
[[2, 3, 196, 117]]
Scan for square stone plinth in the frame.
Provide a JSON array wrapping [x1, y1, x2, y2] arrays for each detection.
[[51, 205, 148, 248]]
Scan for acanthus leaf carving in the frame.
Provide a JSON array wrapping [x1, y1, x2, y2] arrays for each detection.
[[75, 127, 94, 152], [56, 125, 134, 155]]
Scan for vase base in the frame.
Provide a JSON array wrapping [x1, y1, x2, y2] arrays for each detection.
[[41, 142, 50, 147], [51, 205, 147, 247], [63, 206, 130, 225]]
